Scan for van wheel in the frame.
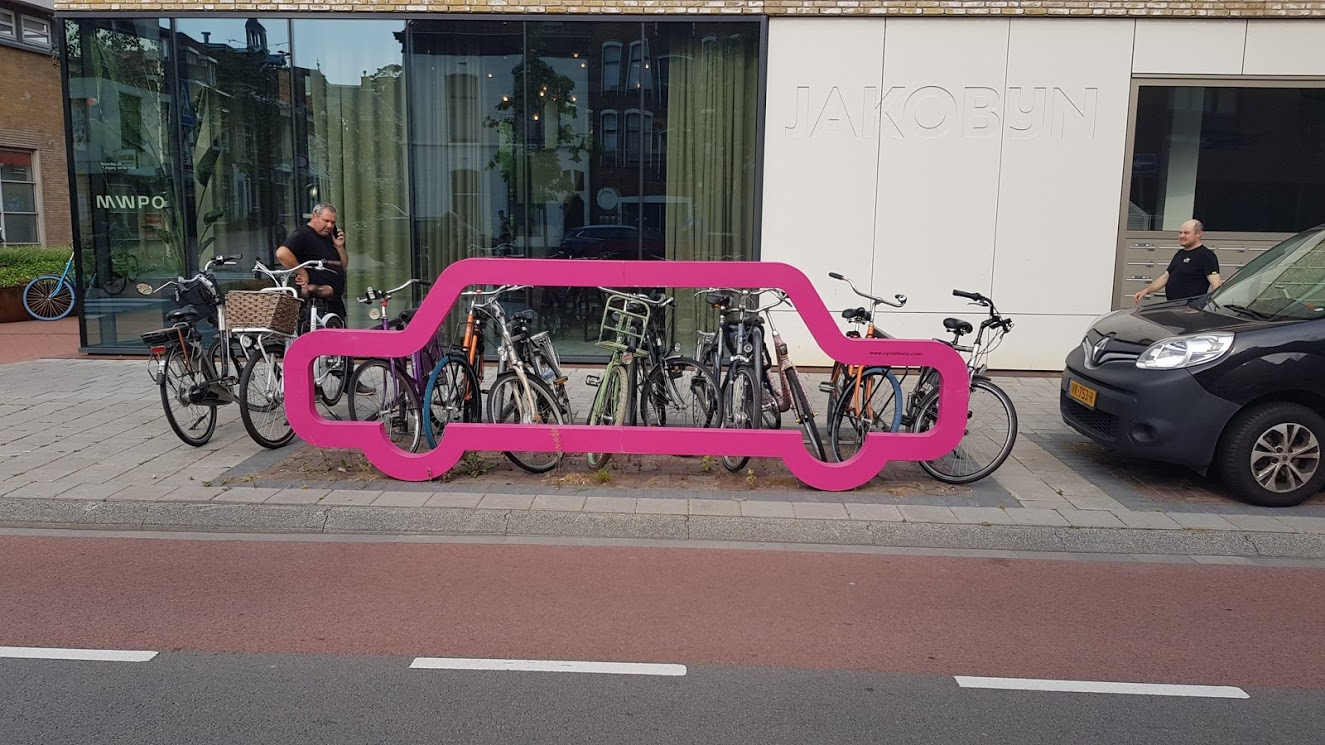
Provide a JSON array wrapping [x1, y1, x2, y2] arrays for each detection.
[[1216, 402, 1325, 507]]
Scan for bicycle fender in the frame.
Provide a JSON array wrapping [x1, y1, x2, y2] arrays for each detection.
[[285, 259, 970, 492]]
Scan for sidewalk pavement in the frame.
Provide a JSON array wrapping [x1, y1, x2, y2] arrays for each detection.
[[0, 355, 1322, 561]]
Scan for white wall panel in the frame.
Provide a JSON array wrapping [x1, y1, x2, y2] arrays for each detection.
[[1243, 21, 1325, 76], [873, 19, 1009, 313], [1132, 20, 1246, 75], [761, 19, 885, 314], [991, 20, 1134, 317]]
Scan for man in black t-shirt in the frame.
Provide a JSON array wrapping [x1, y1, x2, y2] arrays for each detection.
[[1133, 219, 1222, 304], [276, 203, 349, 318]]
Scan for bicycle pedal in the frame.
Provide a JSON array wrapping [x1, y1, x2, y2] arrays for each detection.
[[818, 382, 834, 394], [585, 375, 601, 387], [554, 377, 568, 386]]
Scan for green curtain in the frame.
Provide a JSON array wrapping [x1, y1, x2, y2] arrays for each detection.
[[663, 30, 758, 347]]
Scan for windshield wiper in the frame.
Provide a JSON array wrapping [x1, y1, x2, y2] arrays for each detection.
[[1220, 303, 1276, 321]]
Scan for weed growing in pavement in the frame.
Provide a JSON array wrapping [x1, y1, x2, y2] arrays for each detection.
[[594, 468, 612, 484], [444, 453, 496, 481], [700, 455, 714, 474], [746, 467, 757, 489]]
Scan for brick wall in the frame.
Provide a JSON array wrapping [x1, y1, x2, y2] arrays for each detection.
[[0, 45, 72, 248], [49, 1, 1325, 18]]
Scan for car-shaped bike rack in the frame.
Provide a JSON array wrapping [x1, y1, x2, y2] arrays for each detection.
[[284, 259, 970, 492]]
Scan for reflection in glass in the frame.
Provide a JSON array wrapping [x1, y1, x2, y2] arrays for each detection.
[[67, 18, 182, 349], [174, 17, 295, 302], [1129, 86, 1325, 233], [293, 19, 409, 330]]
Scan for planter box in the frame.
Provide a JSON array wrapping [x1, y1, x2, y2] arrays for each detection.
[[0, 285, 29, 323]]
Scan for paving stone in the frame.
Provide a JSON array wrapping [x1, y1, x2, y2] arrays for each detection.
[[259, 489, 329, 505], [689, 499, 741, 516], [213, 488, 282, 504], [583, 496, 638, 514], [792, 502, 849, 520], [1169, 513, 1241, 531], [741, 501, 796, 518], [899, 505, 960, 524], [373, 491, 434, 508], [1221, 514, 1297, 533], [50, 483, 124, 501], [1112, 511, 1183, 530], [1058, 509, 1127, 528], [635, 497, 688, 515], [1064, 495, 1129, 512], [1283, 516, 1325, 534], [1006, 508, 1071, 527], [107, 485, 180, 502], [531, 494, 587, 512], [426, 492, 483, 509], [1017, 498, 1076, 511], [0, 480, 35, 498], [319, 490, 384, 506], [161, 486, 230, 502], [478, 493, 535, 510], [951, 507, 1013, 525]]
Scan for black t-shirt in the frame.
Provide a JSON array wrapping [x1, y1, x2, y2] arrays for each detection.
[[283, 224, 345, 297], [1165, 245, 1219, 301]]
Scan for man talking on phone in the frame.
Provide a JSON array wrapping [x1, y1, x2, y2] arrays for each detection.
[[276, 202, 349, 318]]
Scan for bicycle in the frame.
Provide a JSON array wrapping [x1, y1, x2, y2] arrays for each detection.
[[697, 287, 825, 471], [584, 287, 721, 470], [228, 259, 335, 449], [423, 284, 571, 473], [818, 272, 908, 435], [252, 260, 351, 408], [825, 274, 1019, 484], [345, 279, 434, 454], [136, 254, 252, 446], [23, 249, 141, 321]]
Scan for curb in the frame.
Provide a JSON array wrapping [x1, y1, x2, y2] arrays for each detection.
[[1, 497, 1322, 560]]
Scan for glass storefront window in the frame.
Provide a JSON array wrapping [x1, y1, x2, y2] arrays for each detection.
[[1, 149, 40, 245], [1129, 86, 1325, 233], [67, 18, 183, 349], [293, 19, 410, 331]]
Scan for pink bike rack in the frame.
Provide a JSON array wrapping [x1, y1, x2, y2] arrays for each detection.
[[284, 259, 970, 492]]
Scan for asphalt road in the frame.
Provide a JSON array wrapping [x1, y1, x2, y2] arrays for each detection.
[[2, 533, 1322, 744]]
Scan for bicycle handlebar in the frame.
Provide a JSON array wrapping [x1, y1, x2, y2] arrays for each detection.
[[827, 272, 907, 309], [600, 287, 674, 307], [358, 278, 431, 304], [253, 259, 326, 284]]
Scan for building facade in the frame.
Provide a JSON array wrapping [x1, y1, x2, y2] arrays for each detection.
[[53, 2, 1325, 370], [1, 0, 69, 249]]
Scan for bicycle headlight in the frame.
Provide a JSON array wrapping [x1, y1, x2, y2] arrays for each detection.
[[1135, 332, 1233, 370]]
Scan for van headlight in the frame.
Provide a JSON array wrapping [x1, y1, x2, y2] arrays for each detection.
[[1135, 332, 1234, 370]]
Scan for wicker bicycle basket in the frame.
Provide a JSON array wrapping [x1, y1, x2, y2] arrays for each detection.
[[596, 291, 651, 352], [226, 290, 303, 336]]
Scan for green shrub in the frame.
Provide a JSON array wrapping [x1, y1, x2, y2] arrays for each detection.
[[0, 246, 70, 288]]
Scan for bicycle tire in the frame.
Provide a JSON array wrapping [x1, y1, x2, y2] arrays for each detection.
[[786, 369, 826, 461], [159, 343, 217, 447], [638, 355, 722, 429], [316, 314, 353, 407], [422, 354, 481, 449], [827, 367, 904, 463], [208, 334, 245, 382], [721, 366, 759, 473], [586, 363, 629, 471], [239, 343, 297, 449], [347, 359, 423, 453], [488, 371, 567, 474], [23, 275, 75, 321], [914, 377, 1018, 484]]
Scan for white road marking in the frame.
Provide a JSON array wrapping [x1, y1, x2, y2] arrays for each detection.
[[410, 657, 686, 676], [0, 646, 158, 663], [955, 676, 1248, 699]]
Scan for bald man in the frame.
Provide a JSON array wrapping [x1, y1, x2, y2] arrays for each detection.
[[1134, 219, 1222, 304]]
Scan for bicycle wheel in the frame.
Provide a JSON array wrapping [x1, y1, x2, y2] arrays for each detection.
[[159, 343, 217, 447], [423, 355, 481, 449], [786, 369, 826, 461], [208, 334, 246, 382], [584, 363, 628, 470], [347, 359, 423, 453], [488, 371, 567, 474], [828, 368, 904, 463], [316, 314, 353, 407], [239, 343, 297, 449], [721, 366, 759, 473], [639, 355, 721, 429], [913, 377, 1018, 484], [23, 275, 75, 321]]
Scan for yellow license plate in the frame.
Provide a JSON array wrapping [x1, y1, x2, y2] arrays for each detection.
[[1068, 380, 1098, 409]]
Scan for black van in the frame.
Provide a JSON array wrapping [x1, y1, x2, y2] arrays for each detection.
[[1060, 225, 1325, 507]]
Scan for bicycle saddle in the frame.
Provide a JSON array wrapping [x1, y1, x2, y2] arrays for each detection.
[[513, 309, 537, 322], [841, 307, 871, 323], [943, 317, 973, 335], [705, 293, 730, 308], [166, 306, 200, 324]]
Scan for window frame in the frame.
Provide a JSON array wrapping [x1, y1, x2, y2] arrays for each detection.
[[0, 148, 41, 246], [20, 15, 50, 48], [601, 41, 622, 94], [0, 9, 15, 40], [600, 109, 619, 167]]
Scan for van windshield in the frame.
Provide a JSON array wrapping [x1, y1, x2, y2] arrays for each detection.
[[1208, 227, 1325, 321]]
